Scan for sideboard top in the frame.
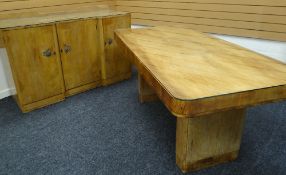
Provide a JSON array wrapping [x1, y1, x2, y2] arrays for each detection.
[[0, 7, 128, 30]]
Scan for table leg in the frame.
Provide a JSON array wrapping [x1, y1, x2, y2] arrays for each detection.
[[138, 74, 158, 103], [176, 108, 246, 173]]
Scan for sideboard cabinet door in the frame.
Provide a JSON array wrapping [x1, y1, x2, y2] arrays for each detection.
[[101, 14, 131, 84], [3, 25, 65, 112], [56, 19, 101, 96]]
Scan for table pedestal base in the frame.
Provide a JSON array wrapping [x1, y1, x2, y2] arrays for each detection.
[[138, 73, 246, 173], [176, 109, 245, 173], [138, 74, 158, 103]]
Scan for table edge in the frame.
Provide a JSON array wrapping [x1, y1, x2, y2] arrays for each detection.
[[114, 29, 286, 118]]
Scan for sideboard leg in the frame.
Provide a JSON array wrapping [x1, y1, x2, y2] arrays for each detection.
[[138, 74, 158, 103], [176, 108, 246, 173]]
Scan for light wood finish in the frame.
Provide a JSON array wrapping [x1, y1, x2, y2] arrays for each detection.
[[1, 0, 286, 41], [0, 0, 114, 12], [1, 10, 131, 112], [0, 0, 115, 19], [0, 7, 127, 48], [176, 108, 245, 172], [3, 25, 65, 107], [57, 19, 101, 93], [115, 26, 286, 117], [0, 8, 126, 29], [0, 30, 3, 48], [138, 74, 158, 103], [101, 14, 132, 83], [0, 4, 114, 20], [65, 81, 101, 97], [0, 1, 115, 47], [115, 26, 286, 172], [116, 0, 286, 41], [19, 94, 65, 113], [1, 0, 286, 42]]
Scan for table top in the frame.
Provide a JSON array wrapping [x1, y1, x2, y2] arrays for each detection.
[[0, 7, 127, 30], [115, 26, 286, 117]]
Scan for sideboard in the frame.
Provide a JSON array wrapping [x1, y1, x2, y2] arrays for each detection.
[[0, 8, 131, 112]]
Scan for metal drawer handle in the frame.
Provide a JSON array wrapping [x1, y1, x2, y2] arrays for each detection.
[[63, 44, 72, 53]]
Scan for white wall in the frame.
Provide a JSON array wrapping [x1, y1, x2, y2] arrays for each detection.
[[0, 49, 15, 99], [212, 34, 286, 63], [0, 25, 285, 99]]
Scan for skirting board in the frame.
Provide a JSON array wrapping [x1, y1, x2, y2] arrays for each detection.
[[0, 88, 15, 100]]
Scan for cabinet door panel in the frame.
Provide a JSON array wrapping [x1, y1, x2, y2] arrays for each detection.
[[3, 25, 65, 105], [102, 14, 131, 79], [57, 19, 101, 90]]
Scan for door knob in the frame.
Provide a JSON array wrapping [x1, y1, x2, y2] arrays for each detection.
[[105, 38, 113, 45], [43, 49, 52, 57]]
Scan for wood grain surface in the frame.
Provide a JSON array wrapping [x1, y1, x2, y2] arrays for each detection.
[[176, 108, 245, 172], [56, 19, 101, 92], [0, 8, 127, 30], [101, 14, 132, 81], [115, 26, 286, 117], [1, 0, 286, 43], [0, 6, 126, 48], [2, 11, 131, 112], [3, 25, 65, 106], [0, 30, 3, 47], [0, 0, 114, 20]]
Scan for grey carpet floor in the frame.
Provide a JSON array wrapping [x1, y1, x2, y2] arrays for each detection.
[[0, 70, 285, 175]]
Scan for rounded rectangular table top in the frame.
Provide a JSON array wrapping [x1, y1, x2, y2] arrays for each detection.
[[115, 26, 286, 117]]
